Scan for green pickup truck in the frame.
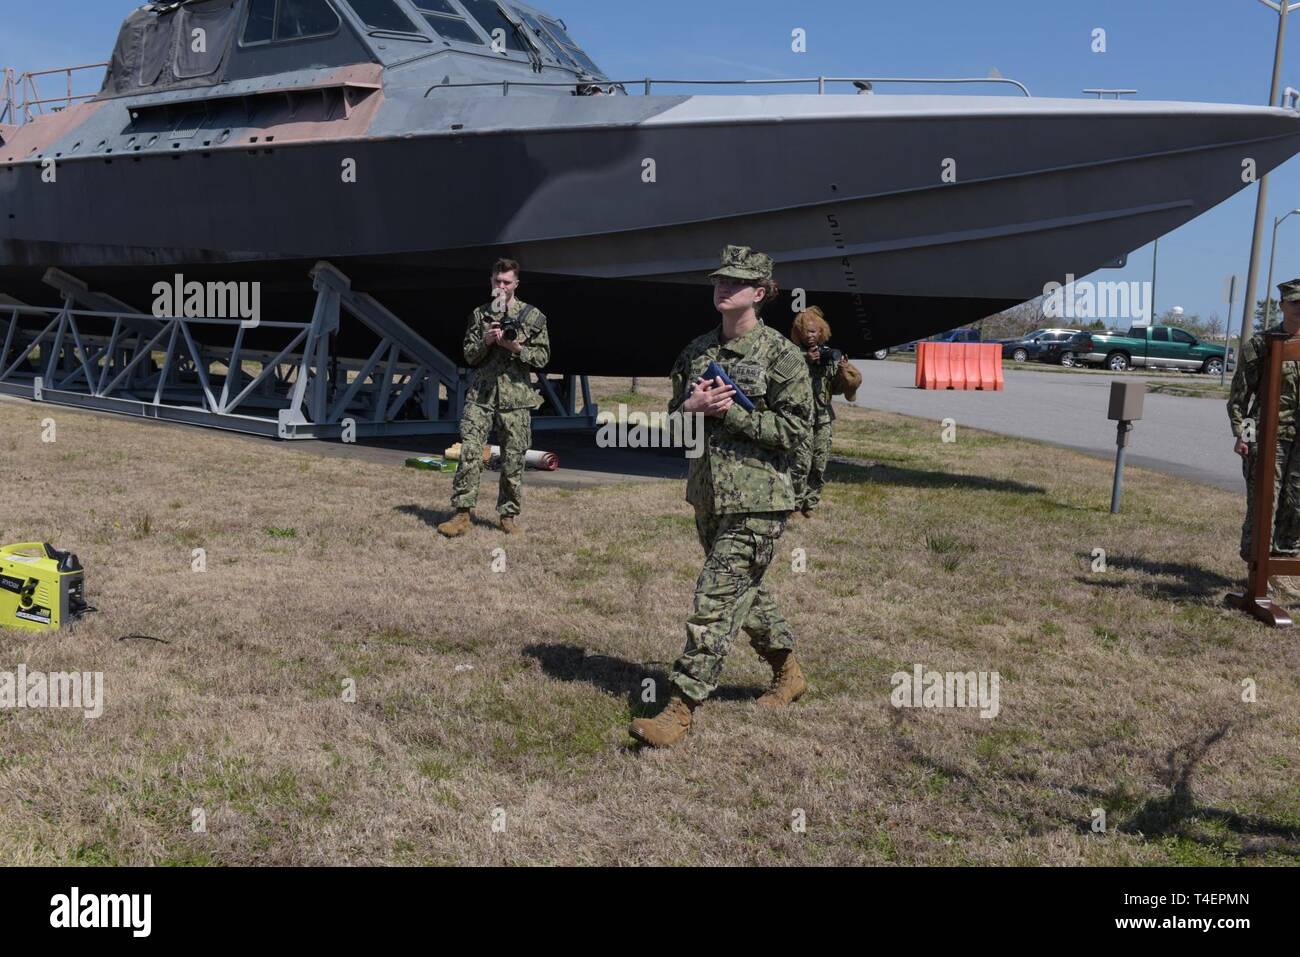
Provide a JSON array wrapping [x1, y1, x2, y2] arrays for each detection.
[[1082, 325, 1227, 375]]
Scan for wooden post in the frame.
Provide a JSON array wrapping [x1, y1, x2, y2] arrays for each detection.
[[1226, 330, 1300, 626]]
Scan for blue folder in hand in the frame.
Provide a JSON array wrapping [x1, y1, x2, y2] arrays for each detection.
[[703, 361, 756, 412]]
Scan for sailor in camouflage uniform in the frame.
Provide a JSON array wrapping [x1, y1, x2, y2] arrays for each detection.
[[790, 306, 840, 518], [630, 246, 814, 748], [1228, 278, 1300, 574], [438, 259, 550, 537]]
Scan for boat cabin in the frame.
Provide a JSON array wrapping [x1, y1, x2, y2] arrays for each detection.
[[97, 0, 612, 100]]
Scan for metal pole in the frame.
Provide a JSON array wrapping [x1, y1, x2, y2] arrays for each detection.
[[1268, 217, 1279, 321], [1110, 422, 1131, 513], [1266, 215, 1283, 328], [1224, 275, 1237, 386], [1151, 237, 1159, 321], [1241, 1, 1295, 360]]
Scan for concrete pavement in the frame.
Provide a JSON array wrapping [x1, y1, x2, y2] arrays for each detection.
[[849, 360, 1245, 492]]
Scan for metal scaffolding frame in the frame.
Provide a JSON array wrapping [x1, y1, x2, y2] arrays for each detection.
[[0, 262, 597, 439]]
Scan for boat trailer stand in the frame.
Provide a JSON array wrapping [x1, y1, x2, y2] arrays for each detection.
[[0, 261, 598, 439]]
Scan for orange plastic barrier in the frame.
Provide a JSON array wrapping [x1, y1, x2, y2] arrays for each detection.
[[916, 342, 1004, 391], [950, 343, 968, 390]]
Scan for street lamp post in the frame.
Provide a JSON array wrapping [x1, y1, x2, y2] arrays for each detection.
[[1264, 208, 1300, 328], [1151, 237, 1159, 322], [1239, 0, 1300, 361]]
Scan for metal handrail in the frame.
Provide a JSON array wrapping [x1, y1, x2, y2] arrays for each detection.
[[1, 62, 108, 125], [1083, 88, 1139, 100], [424, 74, 1032, 98]]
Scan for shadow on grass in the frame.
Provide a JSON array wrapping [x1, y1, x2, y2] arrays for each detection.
[[394, 504, 499, 531], [1071, 721, 1299, 859], [829, 460, 1044, 496], [523, 642, 764, 711], [1072, 552, 1238, 602], [887, 707, 978, 785]]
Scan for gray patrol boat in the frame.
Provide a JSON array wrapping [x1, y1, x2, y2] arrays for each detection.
[[3, 0, 1300, 377]]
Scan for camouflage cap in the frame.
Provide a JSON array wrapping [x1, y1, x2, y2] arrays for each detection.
[[709, 245, 774, 282], [1280, 278, 1300, 302]]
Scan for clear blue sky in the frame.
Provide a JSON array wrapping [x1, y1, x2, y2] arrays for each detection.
[[5, 0, 1300, 333]]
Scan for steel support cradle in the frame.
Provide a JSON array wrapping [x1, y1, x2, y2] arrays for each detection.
[[0, 261, 597, 439]]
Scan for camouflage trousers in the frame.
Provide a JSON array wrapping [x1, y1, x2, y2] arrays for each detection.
[[450, 403, 532, 517], [793, 417, 833, 511], [1240, 435, 1300, 561], [668, 509, 796, 703]]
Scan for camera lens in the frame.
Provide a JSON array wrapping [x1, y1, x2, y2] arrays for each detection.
[[504, 328, 518, 342]]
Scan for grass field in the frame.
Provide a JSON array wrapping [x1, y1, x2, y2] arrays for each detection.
[[1, 380, 1296, 865]]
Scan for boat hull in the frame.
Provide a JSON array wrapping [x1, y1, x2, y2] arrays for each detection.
[[3, 94, 1298, 372]]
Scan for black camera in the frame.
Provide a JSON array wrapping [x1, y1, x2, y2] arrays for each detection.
[[813, 344, 843, 366], [486, 312, 523, 342]]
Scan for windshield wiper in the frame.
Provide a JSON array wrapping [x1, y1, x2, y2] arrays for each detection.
[[492, 2, 544, 72]]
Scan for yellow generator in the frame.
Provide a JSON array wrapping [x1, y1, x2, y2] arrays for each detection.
[[0, 543, 87, 632]]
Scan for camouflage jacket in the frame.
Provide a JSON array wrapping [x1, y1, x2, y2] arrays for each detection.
[[808, 352, 840, 424], [462, 299, 550, 411], [669, 320, 814, 514], [1227, 324, 1300, 440]]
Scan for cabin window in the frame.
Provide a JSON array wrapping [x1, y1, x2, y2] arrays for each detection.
[[416, 4, 486, 44], [539, 16, 602, 75], [1171, 328, 1195, 345], [517, 11, 576, 66], [242, 0, 341, 44], [457, 0, 525, 52], [344, 0, 420, 33], [279, 0, 342, 37], [1150, 327, 1170, 342]]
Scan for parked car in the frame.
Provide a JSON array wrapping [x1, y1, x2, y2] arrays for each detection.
[[1083, 325, 1227, 374], [872, 327, 980, 360], [931, 328, 982, 344], [1001, 328, 1084, 363], [879, 339, 923, 356], [1036, 330, 1095, 367]]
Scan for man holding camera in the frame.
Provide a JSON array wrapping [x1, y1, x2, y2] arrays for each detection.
[[438, 258, 550, 537]]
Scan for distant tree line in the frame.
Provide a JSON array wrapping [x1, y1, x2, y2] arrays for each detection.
[[977, 296, 1230, 341]]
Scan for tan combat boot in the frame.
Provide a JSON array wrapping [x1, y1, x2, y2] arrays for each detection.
[[500, 516, 518, 535], [756, 649, 807, 708], [437, 508, 473, 538], [629, 694, 697, 747], [1270, 575, 1300, 601]]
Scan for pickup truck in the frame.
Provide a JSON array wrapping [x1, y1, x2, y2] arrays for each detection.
[[1082, 325, 1226, 375]]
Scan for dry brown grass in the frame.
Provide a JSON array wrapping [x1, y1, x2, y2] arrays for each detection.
[[0, 381, 1296, 866]]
